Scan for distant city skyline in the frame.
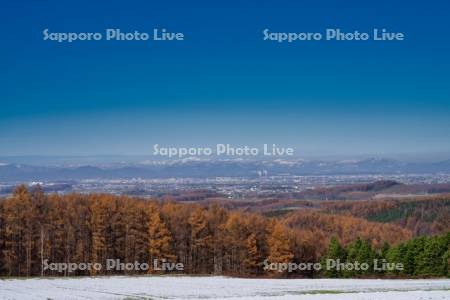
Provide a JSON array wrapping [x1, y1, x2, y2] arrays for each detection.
[[1, 1, 450, 156]]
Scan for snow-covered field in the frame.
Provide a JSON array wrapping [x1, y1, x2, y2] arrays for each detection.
[[0, 276, 449, 300]]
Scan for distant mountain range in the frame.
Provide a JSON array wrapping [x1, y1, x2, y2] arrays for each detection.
[[1, 158, 450, 181]]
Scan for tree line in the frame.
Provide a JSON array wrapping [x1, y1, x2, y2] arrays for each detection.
[[322, 232, 450, 277], [0, 186, 448, 277], [322, 196, 450, 236]]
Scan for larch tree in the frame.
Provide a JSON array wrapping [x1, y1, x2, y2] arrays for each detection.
[[267, 222, 294, 270], [148, 205, 174, 272], [188, 207, 212, 273], [244, 233, 261, 274]]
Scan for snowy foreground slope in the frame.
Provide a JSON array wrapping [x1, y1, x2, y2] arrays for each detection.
[[0, 276, 449, 300]]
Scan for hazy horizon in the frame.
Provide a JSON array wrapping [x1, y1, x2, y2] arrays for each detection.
[[1, 152, 450, 166]]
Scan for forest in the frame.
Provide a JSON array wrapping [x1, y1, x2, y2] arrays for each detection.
[[0, 185, 449, 277]]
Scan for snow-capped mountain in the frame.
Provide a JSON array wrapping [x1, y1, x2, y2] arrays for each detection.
[[0, 158, 450, 181]]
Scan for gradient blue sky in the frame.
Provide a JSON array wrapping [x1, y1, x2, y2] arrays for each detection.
[[1, 0, 450, 157]]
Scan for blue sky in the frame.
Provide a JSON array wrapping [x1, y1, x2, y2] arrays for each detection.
[[1, 0, 450, 157]]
